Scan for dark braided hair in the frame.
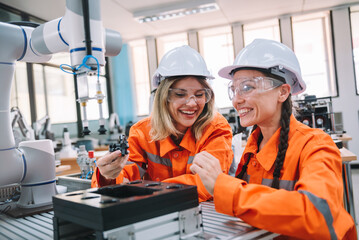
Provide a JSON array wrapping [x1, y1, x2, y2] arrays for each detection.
[[236, 125, 261, 179], [271, 94, 292, 189]]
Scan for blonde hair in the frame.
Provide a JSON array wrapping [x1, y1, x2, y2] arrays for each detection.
[[150, 76, 215, 141]]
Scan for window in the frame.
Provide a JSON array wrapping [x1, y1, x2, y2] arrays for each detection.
[[350, 5, 359, 94], [243, 19, 281, 46], [129, 39, 151, 116], [44, 52, 77, 123], [292, 12, 336, 97], [44, 65, 77, 123], [33, 64, 47, 119], [198, 26, 234, 108], [156, 33, 188, 63], [0, 7, 21, 22], [11, 62, 31, 122]]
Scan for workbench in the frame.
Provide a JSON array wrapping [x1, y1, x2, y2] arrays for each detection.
[[55, 144, 358, 224], [0, 202, 278, 239]]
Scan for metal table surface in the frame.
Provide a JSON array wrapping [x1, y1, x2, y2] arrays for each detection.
[[0, 210, 53, 240], [0, 202, 278, 240], [200, 202, 279, 239]]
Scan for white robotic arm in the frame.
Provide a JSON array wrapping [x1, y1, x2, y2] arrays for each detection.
[[33, 115, 53, 140], [0, 22, 55, 208], [11, 106, 35, 144], [0, 0, 122, 209], [108, 112, 123, 142], [31, 0, 122, 135]]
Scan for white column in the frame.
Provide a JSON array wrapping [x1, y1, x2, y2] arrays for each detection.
[[146, 36, 158, 92], [279, 15, 293, 50], [232, 22, 244, 55], [188, 30, 199, 52]]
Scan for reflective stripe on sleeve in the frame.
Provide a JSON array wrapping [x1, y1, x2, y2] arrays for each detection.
[[245, 174, 296, 191], [146, 151, 172, 167], [299, 190, 337, 240], [261, 178, 296, 191]]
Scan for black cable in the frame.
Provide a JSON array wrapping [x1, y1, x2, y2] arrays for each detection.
[[82, 0, 92, 56]]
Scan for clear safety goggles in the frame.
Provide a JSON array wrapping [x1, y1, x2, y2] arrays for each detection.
[[168, 88, 212, 104], [228, 77, 284, 100]]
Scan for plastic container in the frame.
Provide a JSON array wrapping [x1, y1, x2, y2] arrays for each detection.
[[87, 151, 96, 179], [77, 145, 89, 179]]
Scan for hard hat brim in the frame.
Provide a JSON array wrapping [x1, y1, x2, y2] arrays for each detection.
[[152, 73, 214, 89]]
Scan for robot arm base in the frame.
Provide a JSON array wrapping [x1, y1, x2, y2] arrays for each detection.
[[17, 183, 57, 208], [17, 140, 57, 208]]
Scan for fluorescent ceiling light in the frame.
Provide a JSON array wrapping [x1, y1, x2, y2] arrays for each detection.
[[133, 0, 219, 23]]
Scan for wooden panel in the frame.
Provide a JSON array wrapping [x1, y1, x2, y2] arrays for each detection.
[[56, 158, 80, 176]]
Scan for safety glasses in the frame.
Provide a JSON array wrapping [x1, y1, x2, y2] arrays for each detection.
[[228, 77, 284, 100], [168, 88, 212, 104]]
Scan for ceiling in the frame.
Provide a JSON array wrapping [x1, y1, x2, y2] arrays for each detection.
[[0, 0, 358, 43]]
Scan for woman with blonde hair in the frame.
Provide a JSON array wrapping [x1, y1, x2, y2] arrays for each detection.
[[92, 45, 233, 202]]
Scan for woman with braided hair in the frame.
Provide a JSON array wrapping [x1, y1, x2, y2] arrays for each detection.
[[190, 39, 356, 239]]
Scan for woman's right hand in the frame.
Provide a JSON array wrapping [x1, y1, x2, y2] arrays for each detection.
[[96, 150, 129, 180]]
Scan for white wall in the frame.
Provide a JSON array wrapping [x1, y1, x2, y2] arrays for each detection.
[[331, 7, 359, 158]]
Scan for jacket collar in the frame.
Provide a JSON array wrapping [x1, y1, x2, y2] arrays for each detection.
[[180, 128, 196, 153], [243, 115, 299, 171], [159, 128, 196, 157]]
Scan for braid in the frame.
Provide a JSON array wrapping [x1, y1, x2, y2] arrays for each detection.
[[271, 95, 292, 189], [236, 154, 251, 179], [236, 125, 258, 180]]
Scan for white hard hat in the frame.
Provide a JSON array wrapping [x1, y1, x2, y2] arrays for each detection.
[[218, 39, 306, 95], [152, 45, 214, 88]]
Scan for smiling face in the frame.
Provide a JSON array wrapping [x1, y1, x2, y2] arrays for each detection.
[[168, 77, 207, 134], [231, 69, 286, 129]]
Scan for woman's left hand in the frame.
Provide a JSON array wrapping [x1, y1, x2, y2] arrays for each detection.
[[190, 151, 223, 195]]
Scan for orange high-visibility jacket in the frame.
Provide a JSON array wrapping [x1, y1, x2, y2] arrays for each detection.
[[213, 115, 356, 239], [92, 112, 233, 202]]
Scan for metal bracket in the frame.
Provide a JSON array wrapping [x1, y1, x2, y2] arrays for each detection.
[[103, 224, 135, 240], [179, 206, 203, 239]]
